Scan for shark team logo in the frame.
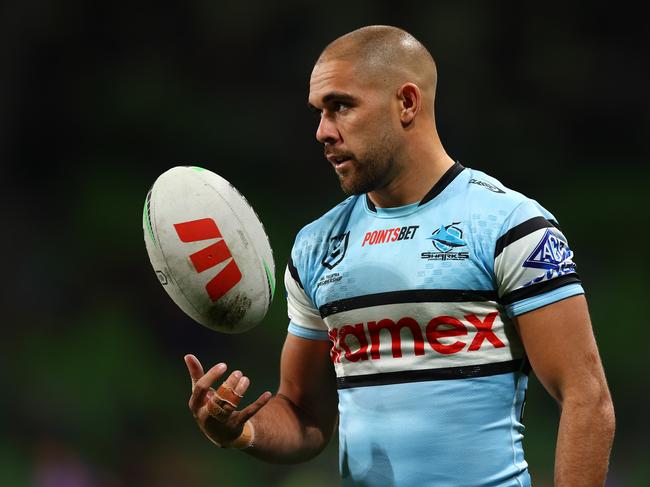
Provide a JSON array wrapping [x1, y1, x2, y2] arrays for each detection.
[[428, 222, 467, 252], [322, 231, 350, 269], [522, 228, 576, 286], [421, 222, 470, 261]]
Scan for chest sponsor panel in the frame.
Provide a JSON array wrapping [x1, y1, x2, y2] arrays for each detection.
[[323, 301, 523, 378], [361, 225, 419, 246]]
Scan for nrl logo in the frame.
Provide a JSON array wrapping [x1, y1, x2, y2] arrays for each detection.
[[322, 231, 350, 269]]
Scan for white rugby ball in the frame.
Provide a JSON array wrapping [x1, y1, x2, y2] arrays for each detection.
[[143, 166, 275, 333]]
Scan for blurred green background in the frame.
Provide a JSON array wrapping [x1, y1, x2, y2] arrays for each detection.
[[1, 1, 648, 486]]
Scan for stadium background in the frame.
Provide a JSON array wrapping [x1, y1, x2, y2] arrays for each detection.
[[1, 2, 648, 486]]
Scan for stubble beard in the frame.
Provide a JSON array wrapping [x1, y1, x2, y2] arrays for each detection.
[[337, 131, 399, 196]]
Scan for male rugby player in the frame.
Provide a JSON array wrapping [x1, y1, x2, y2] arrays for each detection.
[[185, 26, 615, 485]]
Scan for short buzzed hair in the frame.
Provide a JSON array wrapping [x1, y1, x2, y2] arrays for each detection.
[[317, 25, 438, 108]]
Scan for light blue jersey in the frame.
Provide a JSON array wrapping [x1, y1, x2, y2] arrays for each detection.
[[284, 162, 583, 486]]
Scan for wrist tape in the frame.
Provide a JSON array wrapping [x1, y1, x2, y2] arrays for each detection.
[[223, 420, 255, 450]]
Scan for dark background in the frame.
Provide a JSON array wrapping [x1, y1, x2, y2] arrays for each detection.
[[1, 1, 648, 486]]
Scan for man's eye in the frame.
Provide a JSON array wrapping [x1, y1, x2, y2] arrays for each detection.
[[335, 102, 349, 112]]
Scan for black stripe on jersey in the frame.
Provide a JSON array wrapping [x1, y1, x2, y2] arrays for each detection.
[[499, 274, 581, 305], [365, 161, 465, 212], [494, 216, 560, 258], [336, 359, 526, 389], [319, 289, 498, 318], [419, 161, 465, 206], [287, 256, 303, 289], [366, 194, 377, 212]]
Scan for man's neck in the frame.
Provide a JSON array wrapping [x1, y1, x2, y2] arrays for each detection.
[[367, 147, 456, 209]]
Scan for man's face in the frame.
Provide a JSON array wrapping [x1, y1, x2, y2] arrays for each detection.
[[308, 59, 402, 195]]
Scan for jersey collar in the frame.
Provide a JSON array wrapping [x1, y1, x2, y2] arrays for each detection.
[[366, 161, 465, 212]]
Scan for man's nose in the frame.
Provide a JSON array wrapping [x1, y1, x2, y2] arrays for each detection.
[[316, 114, 340, 144]]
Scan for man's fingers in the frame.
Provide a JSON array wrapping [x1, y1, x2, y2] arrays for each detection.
[[216, 375, 250, 412], [214, 370, 244, 411], [222, 369, 243, 390], [234, 376, 250, 397], [184, 354, 205, 387], [189, 362, 227, 411], [237, 391, 273, 423]]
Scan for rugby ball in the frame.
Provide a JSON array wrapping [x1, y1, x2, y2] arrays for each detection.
[[143, 166, 275, 333]]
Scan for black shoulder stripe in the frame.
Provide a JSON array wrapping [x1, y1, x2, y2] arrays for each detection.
[[499, 274, 581, 305], [494, 216, 557, 258], [336, 359, 525, 389], [287, 256, 303, 290], [320, 288, 498, 318]]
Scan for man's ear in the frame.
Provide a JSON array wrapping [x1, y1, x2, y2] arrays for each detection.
[[396, 83, 421, 127]]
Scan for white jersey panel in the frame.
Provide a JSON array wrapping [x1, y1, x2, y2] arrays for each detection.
[[324, 300, 523, 379], [284, 265, 327, 333]]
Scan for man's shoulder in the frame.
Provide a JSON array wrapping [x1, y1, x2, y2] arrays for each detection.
[[288, 195, 360, 287], [463, 167, 530, 209], [463, 166, 558, 233], [294, 195, 360, 244]]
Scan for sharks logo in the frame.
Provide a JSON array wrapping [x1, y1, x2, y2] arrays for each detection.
[[427, 222, 467, 252], [421, 222, 470, 261], [322, 231, 350, 269]]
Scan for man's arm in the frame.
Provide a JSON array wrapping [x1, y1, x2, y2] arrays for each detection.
[[246, 334, 338, 463], [185, 333, 338, 464], [514, 294, 615, 486]]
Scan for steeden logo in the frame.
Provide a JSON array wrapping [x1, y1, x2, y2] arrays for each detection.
[[173, 218, 242, 301]]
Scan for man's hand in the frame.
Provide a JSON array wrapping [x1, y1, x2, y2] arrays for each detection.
[[184, 354, 272, 448], [183, 336, 337, 463]]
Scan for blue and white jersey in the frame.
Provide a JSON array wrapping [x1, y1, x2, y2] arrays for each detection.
[[285, 162, 583, 486]]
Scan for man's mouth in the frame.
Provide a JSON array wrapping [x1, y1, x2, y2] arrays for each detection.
[[326, 154, 353, 167]]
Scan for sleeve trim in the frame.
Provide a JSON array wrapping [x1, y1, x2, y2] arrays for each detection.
[[506, 283, 584, 317], [499, 274, 581, 305], [288, 322, 330, 341]]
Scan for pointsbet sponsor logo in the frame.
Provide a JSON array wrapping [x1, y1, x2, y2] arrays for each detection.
[[328, 312, 505, 363], [362, 225, 419, 246]]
